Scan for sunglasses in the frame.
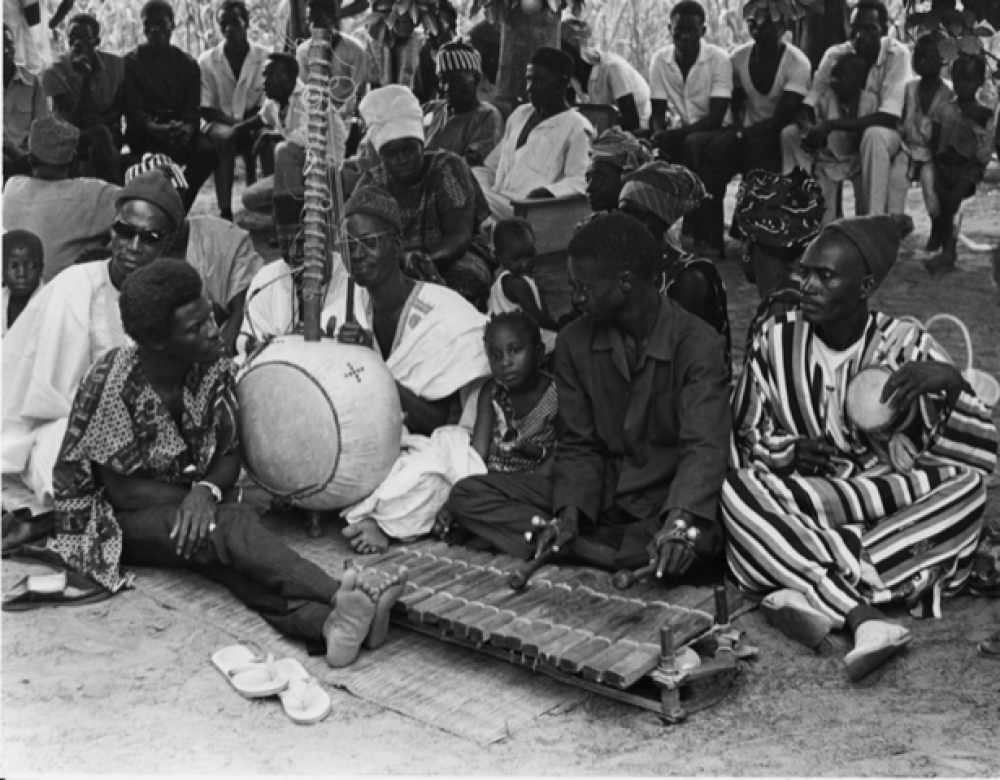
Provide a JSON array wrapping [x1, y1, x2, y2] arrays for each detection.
[[112, 219, 170, 245]]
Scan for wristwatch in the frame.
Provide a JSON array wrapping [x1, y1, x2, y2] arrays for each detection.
[[193, 480, 223, 503]]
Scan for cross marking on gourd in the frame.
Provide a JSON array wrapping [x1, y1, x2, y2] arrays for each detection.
[[345, 363, 365, 383]]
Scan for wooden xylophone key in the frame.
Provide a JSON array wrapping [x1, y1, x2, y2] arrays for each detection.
[[518, 590, 631, 657], [445, 563, 568, 639], [433, 559, 527, 630], [470, 583, 573, 646], [547, 599, 652, 672], [579, 603, 681, 685], [407, 565, 509, 624], [397, 558, 477, 610], [498, 584, 610, 652]]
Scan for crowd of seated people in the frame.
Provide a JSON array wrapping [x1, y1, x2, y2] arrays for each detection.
[[3, 0, 999, 673]]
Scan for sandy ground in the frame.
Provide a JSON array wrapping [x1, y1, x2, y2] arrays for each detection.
[[3, 172, 1000, 776]]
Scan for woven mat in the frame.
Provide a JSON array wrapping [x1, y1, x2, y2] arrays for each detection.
[[3, 475, 747, 744]]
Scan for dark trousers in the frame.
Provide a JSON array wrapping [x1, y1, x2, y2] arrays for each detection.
[[78, 124, 123, 185], [447, 473, 661, 571], [118, 502, 337, 642]]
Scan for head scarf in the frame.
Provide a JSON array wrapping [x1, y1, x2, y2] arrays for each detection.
[[618, 161, 707, 227], [437, 40, 481, 75], [344, 185, 403, 233], [733, 168, 825, 249], [28, 116, 79, 166], [589, 128, 652, 174], [819, 215, 902, 290], [358, 85, 424, 152], [125, 152, 189, 194], [115, 170, 185, 231], [529, 46, 574, 81]]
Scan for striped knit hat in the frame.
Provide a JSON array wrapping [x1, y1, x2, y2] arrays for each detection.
[[437, 40, 481, 76], [125, 153, 189, 194], [619, 161, 706, 227]]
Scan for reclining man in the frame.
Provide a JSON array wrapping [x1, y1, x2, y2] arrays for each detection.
[[33, 258, 405, 668], [447, 212, 731, 575], [722, 215, 997, 681]]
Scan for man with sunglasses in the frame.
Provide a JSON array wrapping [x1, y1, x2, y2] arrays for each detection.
[[2, 171, 183, 506]]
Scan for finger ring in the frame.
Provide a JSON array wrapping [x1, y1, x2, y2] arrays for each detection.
[[208, 522, 217, 533]]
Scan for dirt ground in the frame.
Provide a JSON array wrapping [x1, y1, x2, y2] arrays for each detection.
[[3, 172, 999, 777]]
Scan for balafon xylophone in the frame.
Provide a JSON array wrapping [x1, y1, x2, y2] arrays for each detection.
[[360, 541, 755, 722]]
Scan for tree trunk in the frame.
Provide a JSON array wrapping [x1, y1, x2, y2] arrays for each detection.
[[795, 0, 850, 72], [495, 3, 561, 117]]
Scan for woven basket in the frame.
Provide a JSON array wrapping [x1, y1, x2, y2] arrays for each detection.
[[922, 314, 1000, 409]]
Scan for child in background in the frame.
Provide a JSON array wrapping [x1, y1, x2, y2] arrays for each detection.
[[892, 35, 954, 251], [924, 54, 997, 276], [487, 218, 559, 352], [2, 230, 45, 336], [472, 311, 559, 473]]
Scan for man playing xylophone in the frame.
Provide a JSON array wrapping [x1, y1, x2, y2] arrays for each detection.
[[448, 212, 732, 578]]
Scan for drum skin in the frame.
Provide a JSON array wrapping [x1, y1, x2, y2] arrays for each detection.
[[237, 335, 403, 510], [846, 366, 911, 434]]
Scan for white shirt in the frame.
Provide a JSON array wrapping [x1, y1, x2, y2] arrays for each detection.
[[730, 42, 811, 126], [649, 42, 733, 126], [806, 37, 912, 118], [580, 52, 652, 124], [295, 32, 367, 118], [198, 41, 268, 122]]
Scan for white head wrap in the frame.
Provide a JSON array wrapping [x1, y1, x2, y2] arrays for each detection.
[[358, 85, 424, 152]]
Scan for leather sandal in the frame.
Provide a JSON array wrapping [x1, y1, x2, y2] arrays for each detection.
[[2, 509, 56, 558], [2, 571, 111, 612]]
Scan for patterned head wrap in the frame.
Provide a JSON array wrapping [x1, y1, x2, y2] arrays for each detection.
[[358, 85, 425, 152], [733, 168, 824, 249], [819, 215, 902, 290], [437, 40, 481, 75], [589, 128, 652, 174], [618, 161, 707, 227], [344, 185, 403, 233], [125, 153, 189, 194]]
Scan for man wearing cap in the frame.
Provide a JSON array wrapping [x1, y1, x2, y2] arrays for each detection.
[[123, 0, 217, 211], [473, 46, 594, 221], [422, 40, 503, 168], [41, 13, 125, 184], [722, 214, 997, 682], [3, 22, 50, 183], [363, 0, 426, 93], [2, 171, 188, 504], [3, 116, 120, 281], [561, 18, 651, 134]]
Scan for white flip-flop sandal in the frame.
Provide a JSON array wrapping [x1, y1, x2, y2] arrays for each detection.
[[273, 658, 332, 725], [211, 645, 288, 698]]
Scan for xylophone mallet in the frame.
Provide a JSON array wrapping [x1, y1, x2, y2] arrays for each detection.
[[612, 561, 658, 590], [509, 515, 558, 590]]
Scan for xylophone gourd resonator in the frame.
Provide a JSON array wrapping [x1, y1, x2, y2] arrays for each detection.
[[237, 335, 403, 510]]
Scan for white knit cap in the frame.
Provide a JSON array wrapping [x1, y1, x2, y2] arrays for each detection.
[[358, 85, 424, 152]]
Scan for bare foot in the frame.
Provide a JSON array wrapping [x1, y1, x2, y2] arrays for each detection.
[[323, 568, 376, 668], [355, 566, 409, 650], [343, 517, 389, 554]]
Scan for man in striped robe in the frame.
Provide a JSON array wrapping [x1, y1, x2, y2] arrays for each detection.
[[722, 214, 997, 681]]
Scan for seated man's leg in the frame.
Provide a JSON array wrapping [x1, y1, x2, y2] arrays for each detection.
[[79, 124, 123, 185], [886, 147, 911, 216], [858, 126, 902, 216], [117, 501, 339, 643], [179, 131, 219, 212], [448, 472, 554, 560], [23, 418, 69, 505], [683, 130, 727, 255], [780, 124, 812, 174], [206, 123, 236, 219]]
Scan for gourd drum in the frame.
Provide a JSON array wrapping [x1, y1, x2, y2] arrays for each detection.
[[845, 366, 914, 435], [237, 335, 402, 510]]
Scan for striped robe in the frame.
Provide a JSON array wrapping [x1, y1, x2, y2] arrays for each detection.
[[721, 310, 997, 625]]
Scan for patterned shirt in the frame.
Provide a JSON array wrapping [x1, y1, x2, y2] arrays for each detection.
[[487, 377, 559, 473], [357, 150, 490, 253], [50, 348, 238, 592]]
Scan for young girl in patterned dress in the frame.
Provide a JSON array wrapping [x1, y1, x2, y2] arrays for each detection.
[[471, 311, 559, 474]]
